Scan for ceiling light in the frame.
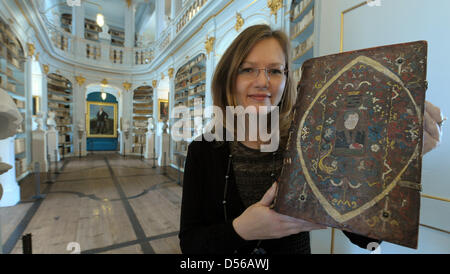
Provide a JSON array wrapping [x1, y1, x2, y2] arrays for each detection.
[[101, 88, 107, 100], [96, 13, 105, 27]]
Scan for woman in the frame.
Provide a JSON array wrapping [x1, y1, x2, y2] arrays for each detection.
[[178, 24, 443, 254]]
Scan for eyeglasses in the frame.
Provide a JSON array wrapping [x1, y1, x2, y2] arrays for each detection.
[[237, 65, 288, 82]]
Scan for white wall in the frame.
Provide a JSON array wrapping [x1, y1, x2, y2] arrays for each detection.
[[313, 0, 450, 253]]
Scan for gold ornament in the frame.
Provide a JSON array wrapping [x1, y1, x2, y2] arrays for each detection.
[[123, 81, 132, 91], [235, 13, 244, 32], [152, 80, 157, 88], [75, 75, 86, 86], [267, 0, 283, 23], [27, 43, 35, 57], [205, 36, 215, 56], [35, 52, 40, 61], [43, 64, 49, 75], [161, 72, 165, 80], [168, 68, 174, 79], [101, 79, 108, 86]]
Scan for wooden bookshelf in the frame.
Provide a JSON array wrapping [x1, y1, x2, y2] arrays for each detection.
[[0, 17, 28, 181], [47, 73, 73, 156], [173, 53, 206, 170], [60, 13, 127, 47], [132, 85, 153, 154], [290, 0, 315, 83]]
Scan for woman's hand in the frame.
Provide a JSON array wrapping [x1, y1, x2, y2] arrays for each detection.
[[423, 101, 444, 154], [232, 182, 326, 241]]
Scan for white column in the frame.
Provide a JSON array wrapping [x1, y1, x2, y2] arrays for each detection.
[[168, 73, 175, 165], [124, 2, 136, 65], [205, 52, 215, 109], [155, 0, 166, 40], [25, 56, 33, 168], [71, 2, 85, 38], [41, 74, 48, 128], [171, 0, 177, 20], [72, 82, 87, 157], [72, 2, 85, 57], [121, 91, 133, 155]]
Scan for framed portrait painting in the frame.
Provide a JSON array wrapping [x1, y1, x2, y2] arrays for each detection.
[[86, 101, 118, 138], [158, 99, 169, 122]]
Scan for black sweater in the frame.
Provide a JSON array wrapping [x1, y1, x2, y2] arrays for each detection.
[[179, 136, 380, 254]]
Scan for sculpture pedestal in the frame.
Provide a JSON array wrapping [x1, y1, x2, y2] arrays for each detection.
[[145, 133, 155, 159], [47, 129, 60, 162], [158, 133, 170, 166], [0, 137, 20, 207], [32, 129, 48, 172]]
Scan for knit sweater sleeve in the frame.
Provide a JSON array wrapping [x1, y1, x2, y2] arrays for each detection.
[[178, 141, 248, 254]]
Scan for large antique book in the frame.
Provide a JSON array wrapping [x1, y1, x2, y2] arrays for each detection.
[[274, 41, 428, 249]]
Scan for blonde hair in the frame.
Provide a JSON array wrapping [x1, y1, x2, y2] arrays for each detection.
[[211, 24, 296, 138]]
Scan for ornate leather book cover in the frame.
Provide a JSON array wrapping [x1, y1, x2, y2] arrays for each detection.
[[274, 41, 428, 249]]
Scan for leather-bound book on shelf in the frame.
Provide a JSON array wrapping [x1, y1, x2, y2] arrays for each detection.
[[274, 41, 428, 248]]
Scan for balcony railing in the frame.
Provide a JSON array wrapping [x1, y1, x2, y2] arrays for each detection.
[[175, 0, 209, 34], [40, 0, 210, 69]]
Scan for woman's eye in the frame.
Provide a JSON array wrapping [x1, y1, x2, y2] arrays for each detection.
[[269, 69, 283, 75], [240, 68, 254, 73]]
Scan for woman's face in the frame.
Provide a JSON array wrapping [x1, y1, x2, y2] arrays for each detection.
[[234, 38, 286, 112]]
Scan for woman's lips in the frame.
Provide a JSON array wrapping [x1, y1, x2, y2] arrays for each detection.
[[248, 94, 271, 102]]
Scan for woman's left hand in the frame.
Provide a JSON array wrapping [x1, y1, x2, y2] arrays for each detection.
[[423, 100, 444, 154]]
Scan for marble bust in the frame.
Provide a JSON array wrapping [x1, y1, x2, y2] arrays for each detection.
[[161, 118, 169, 134], [99, 23, 111, 41], [147, 117, 155, 134], [47, 111, 57, 130]]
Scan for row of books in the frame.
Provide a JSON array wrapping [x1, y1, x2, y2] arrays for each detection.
[[15, 158, 27, 177], [48, 93, 72, 103], [291, 8, 314, 39], [292, 0, 313, 21], [293, 34, 314, 60], [14, 138, 25, 155], [12, 98, 25, 109], [133, 108, 152, 114]]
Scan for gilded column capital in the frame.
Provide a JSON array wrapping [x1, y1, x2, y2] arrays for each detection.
[[152, 80, 158, 88], [75, 75, 86, 86], [123, 81, 132, 91], [168, 68, 174, 79], [205, 36, 215, 56], [27, 43, 35, 58], [126, 0, 133, 8], [42, 64, 49, 75]]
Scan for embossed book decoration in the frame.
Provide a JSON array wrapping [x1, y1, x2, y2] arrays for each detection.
[[274, 41, 428, 248]]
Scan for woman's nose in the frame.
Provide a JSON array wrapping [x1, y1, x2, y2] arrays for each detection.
[[254, 69, 269, 87]]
